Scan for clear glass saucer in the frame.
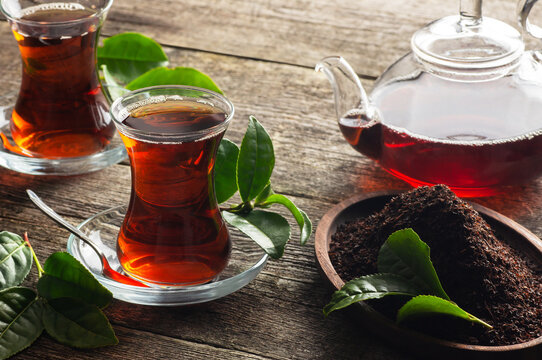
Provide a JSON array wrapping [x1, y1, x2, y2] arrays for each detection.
[[0, 92, 127, 176], [66, 206, 269, 306]]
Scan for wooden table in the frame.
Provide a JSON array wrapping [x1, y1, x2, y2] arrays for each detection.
[[2, 1, 542, 359]]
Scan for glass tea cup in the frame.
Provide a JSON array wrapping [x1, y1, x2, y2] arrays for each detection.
[[0, 0, 116, 158], [110, 86, 234, 286]]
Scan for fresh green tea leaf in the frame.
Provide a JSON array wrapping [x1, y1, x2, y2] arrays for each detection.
[[126, 67, 223, 94], [397, 295, 492, 329], [257, 194, 312, 245], [0, 231, 32, 289], [223, 210, 290, 259], [215, 139, 240, 204], [299, 210, 312, 245], [378, 229, 449, 300], [237, 116, 275, 202], [37, 252, 112, 309], [42, 297, 118, 348], [101, 65, 129, 103], [97, 32, 168, 84], [323, 273, 420, 316], [0, 287, 43, 359], [254, 183, 274, 206]]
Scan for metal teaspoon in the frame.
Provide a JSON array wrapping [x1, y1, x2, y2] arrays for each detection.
[[26, 190, 148, 288]]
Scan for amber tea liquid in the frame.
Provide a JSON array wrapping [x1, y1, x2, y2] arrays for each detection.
[[117, 99, 231, 286], [10, 4, 115, 158], [339, 72, 542, 197]]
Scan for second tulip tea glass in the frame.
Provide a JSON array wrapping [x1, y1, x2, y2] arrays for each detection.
[[1, 0, 115, 158]]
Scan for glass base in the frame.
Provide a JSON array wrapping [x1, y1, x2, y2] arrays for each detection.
[[0, 99, 126, 176], [67, 206, 269, 306]]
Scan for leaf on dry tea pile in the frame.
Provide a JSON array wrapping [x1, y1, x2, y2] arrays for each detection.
[[42, 297, 118, 348], [126, 67, 223, 94], [377, 229, 450, 300], [97, 32, 168, 84], [323, 274, 421, 316], [215, 139, 240, 204], [37, 252, 112, 309], [256, 194, 312, 245], [237, 116, 275, 203], [0, 231, 32, 289], [0, 287, 43, 359], [223, 210, 290, 259], [397, 295, 492, 329]]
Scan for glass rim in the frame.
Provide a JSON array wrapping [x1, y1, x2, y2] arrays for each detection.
[[0, 0, 114, 26], [110, 85, 234, 142]]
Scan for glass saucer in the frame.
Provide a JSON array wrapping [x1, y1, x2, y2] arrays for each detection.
[[0, 92, 126, 175], [66, 206, 269, 306]]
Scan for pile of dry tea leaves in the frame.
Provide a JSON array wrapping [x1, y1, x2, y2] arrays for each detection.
[[329, 185, 542, 345]]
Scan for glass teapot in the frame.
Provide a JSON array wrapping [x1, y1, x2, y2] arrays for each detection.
[[317, 0, 542, 197]]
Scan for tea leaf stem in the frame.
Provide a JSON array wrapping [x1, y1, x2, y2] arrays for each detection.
[[224, 202, 253, 215], [23, 233, 44, 278]]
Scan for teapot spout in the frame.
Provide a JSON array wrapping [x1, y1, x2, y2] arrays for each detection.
[[316, 56, 382, 160], [315, 56, 377, 122]]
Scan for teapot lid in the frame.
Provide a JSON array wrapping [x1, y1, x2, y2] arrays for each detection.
[[411, 0, 524, 78]]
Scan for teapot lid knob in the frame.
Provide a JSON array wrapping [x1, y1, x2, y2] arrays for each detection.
[[411, 0, 524, 77]]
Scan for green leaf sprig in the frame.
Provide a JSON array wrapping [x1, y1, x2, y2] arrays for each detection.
[[0, 232, 117, 359], [324, 229, 492, 329], [98, 33, 312, 259], [218, 116, 312, 259]]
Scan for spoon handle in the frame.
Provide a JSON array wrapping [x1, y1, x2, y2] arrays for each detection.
[[26, 190, 149, 288], [26, 189, 106, 263]]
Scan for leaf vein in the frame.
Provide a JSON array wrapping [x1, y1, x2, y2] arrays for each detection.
[[0, 243, 25, 267]]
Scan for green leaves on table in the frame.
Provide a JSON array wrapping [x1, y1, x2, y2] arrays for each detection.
[[43, 298, 118, 348], [0, 287, 42, 360], [97, 33, 222, 101], [0, 232, 32, 289], [126, 67, 223, 94], [97, 32, 168, 84], [324, 229, 491, 329], [215, 139, 240, 204], [217, 116, 312, 259], [0, 232, 117, 359], [237, 116, 275, 202], [223, 210, 290, 259], [256, 194, 312, 245], [37, 252, 112, 309]]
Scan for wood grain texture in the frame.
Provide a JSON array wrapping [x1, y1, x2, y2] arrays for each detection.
[[1, 0, 542, 358], [102, 0, 542, 78]]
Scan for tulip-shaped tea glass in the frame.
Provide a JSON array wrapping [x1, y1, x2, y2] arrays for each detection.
[[1, 0, 116, 159], [110, 86, 233, 286]]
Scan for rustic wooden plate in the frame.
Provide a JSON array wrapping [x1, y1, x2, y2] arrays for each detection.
[[315, 191, 542, 360]]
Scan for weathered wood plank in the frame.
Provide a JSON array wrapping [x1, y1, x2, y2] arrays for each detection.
[[101, 0, 542, 78], [13, 326, 275, 360]]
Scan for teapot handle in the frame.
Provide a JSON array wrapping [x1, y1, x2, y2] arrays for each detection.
[[518, 0, 542, 39]]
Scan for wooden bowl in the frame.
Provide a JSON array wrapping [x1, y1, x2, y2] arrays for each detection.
[[315, 191, 542, 360]]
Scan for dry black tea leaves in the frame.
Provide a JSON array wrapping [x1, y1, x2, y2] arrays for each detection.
[[329, 185, 542, 345]]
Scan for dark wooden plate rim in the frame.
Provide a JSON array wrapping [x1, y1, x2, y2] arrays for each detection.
[[315, 191, 542, 354]]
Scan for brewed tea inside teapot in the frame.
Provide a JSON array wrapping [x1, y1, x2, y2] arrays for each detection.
[[317, 0, 542, 196]]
